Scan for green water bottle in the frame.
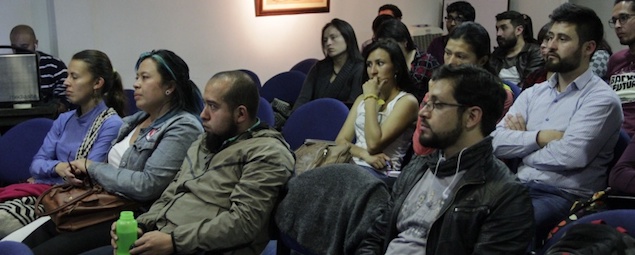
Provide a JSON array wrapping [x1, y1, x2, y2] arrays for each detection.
[[116, 211, 137, 255]]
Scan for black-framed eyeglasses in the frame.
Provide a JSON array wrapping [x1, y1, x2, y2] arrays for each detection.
[[444, 16, 466, 23], [609, 14, 635, 28], [420, 100, 465, 111]]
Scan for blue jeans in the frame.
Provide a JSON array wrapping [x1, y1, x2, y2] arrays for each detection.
[[359, 165, 396, 188], [524, 181, 580, 242]]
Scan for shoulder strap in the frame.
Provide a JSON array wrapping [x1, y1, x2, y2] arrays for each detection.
[[75, 108, 117, 159]]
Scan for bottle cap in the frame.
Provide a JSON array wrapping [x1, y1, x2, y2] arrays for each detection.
[[120, 211, 134, 220]]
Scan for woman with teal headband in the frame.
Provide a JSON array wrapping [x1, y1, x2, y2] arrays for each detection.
[[20, 49, 204, 255]]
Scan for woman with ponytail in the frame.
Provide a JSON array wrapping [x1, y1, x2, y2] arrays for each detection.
[[21, 49, 204, 255], [0, 50, 124, 238]]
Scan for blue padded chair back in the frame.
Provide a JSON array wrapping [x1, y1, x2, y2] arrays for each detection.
[[290, 58, 318, 75], [239, 69, 262, 90], [124, 89, 139, 116], [539, 209, 635, 254], [282, 98, 349, 150], [0, 241, 34, 255], [258, 97, 275, 127], [0, 118, 53, 185], [503, 79, 522, 100], [260, 71, 306, 104]]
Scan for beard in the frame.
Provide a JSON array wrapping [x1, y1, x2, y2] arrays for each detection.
[[205, 122, 239, 152], [419, 118, 463, 150], [620, 36, 635, 46], [497, 35, 517, 51], [545, 47, 582, 73]]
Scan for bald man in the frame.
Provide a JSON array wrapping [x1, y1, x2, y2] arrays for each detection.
[[10, 24, 69, 112]]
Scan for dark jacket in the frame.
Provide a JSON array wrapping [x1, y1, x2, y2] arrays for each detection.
[[276, 164, 390, 255], [356, 137, 534, 255], [490, 42, 544, 83], [293, 57, 363, 111]]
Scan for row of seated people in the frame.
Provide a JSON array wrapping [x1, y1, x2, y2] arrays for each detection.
[[0, 33, 484, 254], [272, 2, 635, 255], [1, 3, 634, 255], [0, 49, 209, 255]]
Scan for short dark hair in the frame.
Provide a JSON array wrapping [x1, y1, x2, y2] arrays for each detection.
[[375, 19, 416, 51], [448, 22, 497, 75], [431, 65, 506, 136], [322, 18, 363, 61], [362, 38, 414, 93], [447, 1, 475, 22], [378, 4, 402, 19], [537, 22, 552, 43], [372, 14, 395, 35], [550, 3, 603, 48], [211, 70, 259, 120], [496, 11, 525, 28], [448, 22, 490, 61]]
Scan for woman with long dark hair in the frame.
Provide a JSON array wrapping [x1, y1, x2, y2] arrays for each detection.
[[0, 50, 124, 238], [21, 49, 204, 255], [375, 19, 440, 101], [336, 38, 419, 181], [293, 18, 364, 110]]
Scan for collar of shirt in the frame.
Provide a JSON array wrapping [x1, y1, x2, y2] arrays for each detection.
[[547, 67, 595, 92]]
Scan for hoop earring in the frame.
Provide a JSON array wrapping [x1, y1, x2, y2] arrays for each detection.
[[165, 90, 171, 95]]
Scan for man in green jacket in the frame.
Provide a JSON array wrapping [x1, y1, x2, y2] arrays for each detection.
[[107, 70, 295, 255]]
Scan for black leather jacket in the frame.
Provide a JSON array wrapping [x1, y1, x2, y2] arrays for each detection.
[[356, 137, 534, 255], [490, 42, 544, 83]]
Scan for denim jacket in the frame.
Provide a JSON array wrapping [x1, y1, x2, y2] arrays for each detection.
[[88, 110, 203, 202]]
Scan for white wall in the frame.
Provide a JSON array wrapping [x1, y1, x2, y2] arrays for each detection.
[[2, 0, 435, 91], [510, 0, 625, 53], [2, 0, 620, 92], [444, 0, 509, 52], [510, 0, 568, 39], [0, 0, 55, 54], [571, 0, 627, 53]]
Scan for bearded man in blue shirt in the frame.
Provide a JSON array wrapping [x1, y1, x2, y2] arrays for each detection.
[[491, 3, 624, 244]]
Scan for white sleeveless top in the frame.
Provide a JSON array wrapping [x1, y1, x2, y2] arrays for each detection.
[[107, 127, 134, 167], [352, 91, 413, 170]]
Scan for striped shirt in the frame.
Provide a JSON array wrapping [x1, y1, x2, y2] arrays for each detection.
[[38, 51, 68, 104]]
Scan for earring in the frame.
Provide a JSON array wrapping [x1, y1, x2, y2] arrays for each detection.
[[165, 90, 171, 95], [394, 73, 398, 78]]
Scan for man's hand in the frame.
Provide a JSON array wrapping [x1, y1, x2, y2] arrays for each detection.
[[504, 113, 527, 131], [110, 222, 143, 252], [537, 130, 564, 148], [129, 231, 174, 255]]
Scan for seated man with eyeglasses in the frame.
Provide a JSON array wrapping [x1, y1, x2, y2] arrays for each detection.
[[356, 64, 533, 255], [426, 1, 475, 65], [607, 0, 635, 137]]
